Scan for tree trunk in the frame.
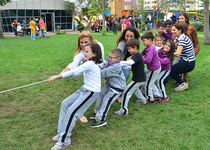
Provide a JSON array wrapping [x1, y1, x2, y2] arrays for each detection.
[[203, 0, 210, 44], [102, 0, 105, 32], [0, 10, 4, 38]]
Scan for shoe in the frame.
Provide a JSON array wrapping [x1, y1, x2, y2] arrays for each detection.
[[79, 116, 88, 123], [154, 97, 161, 101], [174, 83, 188, 92], [114, 110, 128, 116], [157, 98, 163, 103], [148, 99, 155, 104], [172, 82, 179, 87], [136, 100, 147, 105], [51, 142, 71, 150], [47, 36, 49, 38], [162, 97, 169, 102], [90, 113, 96, 120], [52, 134, 60, 142], [91, 120, 107, 128]]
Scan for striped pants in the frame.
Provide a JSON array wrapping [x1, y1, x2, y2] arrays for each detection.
[[156, 70, 170, 98], [57, 86, 99, 143]]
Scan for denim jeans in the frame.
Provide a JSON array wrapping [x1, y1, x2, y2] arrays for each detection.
[[41, 29, 45, 38]]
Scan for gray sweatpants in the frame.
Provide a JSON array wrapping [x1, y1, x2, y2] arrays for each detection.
[[120, 80, 146, 114], [156, 70, 170, 98], [144, 67, 161, 102], [57, 86, 99, 143], [94, 85, 121, 122]]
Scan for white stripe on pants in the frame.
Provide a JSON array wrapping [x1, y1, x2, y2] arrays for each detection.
[[94, 85, 121, 122], [144, 67, 161, 102], [120, 80, 146, 114], [156, 70, 170, 98], [57, 86, 99, 143]]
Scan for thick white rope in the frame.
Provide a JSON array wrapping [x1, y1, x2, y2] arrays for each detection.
[[0, 79, 48, 94]]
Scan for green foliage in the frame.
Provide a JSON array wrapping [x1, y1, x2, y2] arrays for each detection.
[[100, 28, 107, 36], [0, 0, 11, 6], [117, 25, 121, 31], [63, 1, 74, 15], [91, 25, 94, 31], [77, 14, 84, 33], [88, 0, 109, 16], [55, 26, 62, 34], [192, 22, 204, 31]]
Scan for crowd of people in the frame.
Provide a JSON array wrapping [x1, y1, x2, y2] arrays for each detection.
[[12, 17, 49, 39], [44, 12, 199, 150]]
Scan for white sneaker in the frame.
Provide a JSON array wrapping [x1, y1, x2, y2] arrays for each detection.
[[52, 134, 60, 142], [174, 83, 188, 92], [51, 142, 71, 150]]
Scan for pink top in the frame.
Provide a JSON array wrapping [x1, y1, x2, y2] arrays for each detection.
[[39, 20, 45, 30]]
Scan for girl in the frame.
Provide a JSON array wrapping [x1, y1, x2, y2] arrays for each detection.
[[29, 17, 36, 40], [156, 39, 175, 103], [169, 23, 195, 91], [39, 17, 45, 39], [49, 43, 102, 150], [116, 26, 140, 103], [61, 31, 105, 123], [154, 35, 164, 51], [120, 16, 126, 32]]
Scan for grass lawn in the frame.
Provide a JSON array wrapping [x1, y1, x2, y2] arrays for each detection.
[[0, 33, 210, 150]]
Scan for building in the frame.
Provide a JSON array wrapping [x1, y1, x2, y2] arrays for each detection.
[[0, 0, 74, 32]]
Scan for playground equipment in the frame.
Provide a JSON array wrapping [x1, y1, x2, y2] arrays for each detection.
[[152, 0, 186, 28]]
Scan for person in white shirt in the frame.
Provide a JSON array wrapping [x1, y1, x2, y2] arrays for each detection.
[[60, 31, 105, 123], [17, 22, 23, 37], [49, 43, 103, 150]]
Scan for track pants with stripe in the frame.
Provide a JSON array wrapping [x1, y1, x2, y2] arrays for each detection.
[[57, 86, 99, 143], [144, 67, 161, 102], [156, 70, 170, 98], [120, 80, 146, 115], [94, 85, 121, 122]]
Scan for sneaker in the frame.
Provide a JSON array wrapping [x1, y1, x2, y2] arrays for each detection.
[[52, 134, 60, 142], [162, 97, 169, 102], [90, 113, 96, 120], [157, 98, 163, 103], [79, 116, 88, 123], [174, 83, 188, 92], [154, 97, 161, 101], [51, 142, 71, 150], [148, 99, 155, 104], [91, 120, 107, 128], [114, 110, 128, 116], [136, 100, 147, 105]]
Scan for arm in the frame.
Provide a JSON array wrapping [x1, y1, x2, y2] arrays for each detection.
[[159, 57, 171, 65], [100, 65, 120, 78], [120, 59, 135, 66], [174, 46, 183, 57]]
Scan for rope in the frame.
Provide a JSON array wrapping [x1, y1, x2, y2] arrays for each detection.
[[0, 79, 48, 94]]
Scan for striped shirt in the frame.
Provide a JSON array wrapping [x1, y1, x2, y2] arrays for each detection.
[[177, 33, 195, 62]]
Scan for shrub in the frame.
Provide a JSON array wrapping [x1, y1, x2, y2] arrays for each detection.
[[192, 22, 203, 31]]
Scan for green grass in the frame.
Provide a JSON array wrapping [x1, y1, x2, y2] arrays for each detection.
[[0, 34, 210, 150]]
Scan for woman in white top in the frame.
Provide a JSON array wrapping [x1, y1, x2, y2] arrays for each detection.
[[61, 31, 105, 123]]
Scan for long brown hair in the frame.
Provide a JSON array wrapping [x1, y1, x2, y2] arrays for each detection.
[[178, 12, 190, 25], [75, 31, 98, 56]]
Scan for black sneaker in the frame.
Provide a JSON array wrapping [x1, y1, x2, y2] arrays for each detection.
[[90, 113, 96, 120], [154, 97, 161, 101], [91, 120, 107, 128]]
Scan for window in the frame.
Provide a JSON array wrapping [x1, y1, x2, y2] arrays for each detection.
[[34, 10, 40, 16], [26, 10, 33, 16], [1, 10, 5, 17], [6, 18, 12, 24], [41, 10, 47, 12], [67, 24, 72, 29], [48, 10, 54, 12], [55, 17, 60, 23], [55, 10, 61, 16], [67, 17, 72, 22], [61, 17, 66, 23], [61, 10, 66, 16], [2, 18, 7, 25], [18, 10, 25, 16], [10, 10, 17, 16], [61, 24, 66, 29]]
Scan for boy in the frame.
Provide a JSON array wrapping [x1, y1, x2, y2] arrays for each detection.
[[141, 32, 161, 103], [155, 21, 169, 41], [90, 48, 126, 128], [114, 38, 146, 116], [164, 20, 173, 40]]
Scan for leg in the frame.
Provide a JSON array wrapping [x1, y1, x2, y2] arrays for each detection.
[[41, 29, 45, 38], [157, 70, 170, 98]]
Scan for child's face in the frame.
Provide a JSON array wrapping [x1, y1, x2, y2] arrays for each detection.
[[127, 46, 138, 55], [142, 38, 152, 47], [166, 24, 172, 32], [108, 52, 120, 64], [80, 37, 91, 50], [164, 41, 171, 52], [84, 46, 96, 61], [156, 26, 165, 34], [125, 31, 134, 42], [155, 37, 163, 47]]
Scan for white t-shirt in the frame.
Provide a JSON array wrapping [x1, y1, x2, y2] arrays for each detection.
[[17, 25, 22, 31], [62, 60, 101, 92]]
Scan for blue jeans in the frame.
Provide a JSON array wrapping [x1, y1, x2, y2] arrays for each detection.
[[31, 34, 35, 40], [41, 29, 45, 38], [119, 67, 130, 98], [13, 27, 17, 35]]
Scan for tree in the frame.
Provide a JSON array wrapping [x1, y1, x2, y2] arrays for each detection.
[[88, 0, 109, 34], [202, 0, 210, 44], [0, 0, 11, 38]]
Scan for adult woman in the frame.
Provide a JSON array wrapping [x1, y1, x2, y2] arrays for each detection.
[[171, 12, 177, 24], [60, 31, 105, 123], [170, 23, 195, 92], [39, 17, 45, 39], [29, 17, 36, 40], [116, 26, 140, 102], [178, 12, 200, 85], [12, 20, 17, 36]]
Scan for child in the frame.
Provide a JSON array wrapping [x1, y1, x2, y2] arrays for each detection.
[[90, 48, 126, 128], [40, 26, 49, 38], [154, 35, 164, 51], [155, 21, 169, 41], [141, 32, 161, 103], [48, 43, 102, 150], [114, 38, 146, 116], [156, 39, 175, 103], [164, 20, 173, 40], [16, 22, 24, 37]]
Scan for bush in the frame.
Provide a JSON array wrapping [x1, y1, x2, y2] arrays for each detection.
[[192, 22, 203, 31]]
